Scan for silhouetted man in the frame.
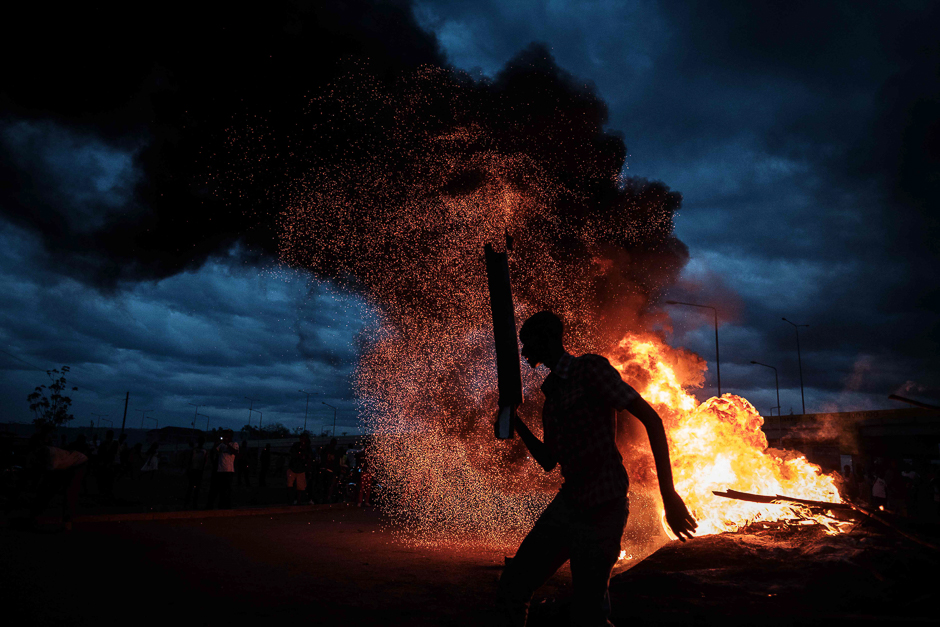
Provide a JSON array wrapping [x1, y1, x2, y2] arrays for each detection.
[[497, 311, 697, 626], [258, 443, 271, 487], [206, 430, 238, 509], [183, 437, 208, 509]]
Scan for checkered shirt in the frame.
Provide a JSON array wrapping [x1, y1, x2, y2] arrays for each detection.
[[541, 352, 639, 508]]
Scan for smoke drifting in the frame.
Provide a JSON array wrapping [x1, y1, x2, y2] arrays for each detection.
[[1, 1, 442, 288], [3, 0, 690, 542], [1, 2, 685, 301]]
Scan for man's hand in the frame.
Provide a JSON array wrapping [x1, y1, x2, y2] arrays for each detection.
[[662, 490, 697, 541]]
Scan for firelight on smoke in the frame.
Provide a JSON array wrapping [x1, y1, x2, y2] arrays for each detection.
[[267, 61, 841, 549]]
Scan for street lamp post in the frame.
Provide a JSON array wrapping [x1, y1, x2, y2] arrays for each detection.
[[91, 412, 109, 437], [137, 409, 154, 429], [782, 318, 809, 414], [143, 416, 158, 430], [244, 397, 258, 428], [187, 403, 200, 435], [299, 390, 315, 434], [750, 361, 781, 417], [322, 402, 337, 437], [665, 300, 721, 396]]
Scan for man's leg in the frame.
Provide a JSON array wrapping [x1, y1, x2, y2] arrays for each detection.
[[206, 472, 219, 509], [568, 497, 628, 627], [497, 494, 573, 627], [219, 473, 233, 508], [62, 464, 86, 526]]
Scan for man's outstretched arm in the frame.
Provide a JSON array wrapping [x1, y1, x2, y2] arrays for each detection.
[[503, 410, 557, 472], [625, 397, 698, 540]]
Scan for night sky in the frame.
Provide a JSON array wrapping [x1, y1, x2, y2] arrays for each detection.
[[1, 1, 938, 433]]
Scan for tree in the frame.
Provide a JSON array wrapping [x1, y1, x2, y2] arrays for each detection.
[[27, 366, 78, 432]]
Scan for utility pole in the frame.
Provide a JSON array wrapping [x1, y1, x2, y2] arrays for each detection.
[[91, 413, 108, 438], [322, 402, 337, 438], [665, 301, 721, 396], [135, 409, 154, 429], [782, 318, 809, 414], [197, 412, 210, 433], [188, 403, 200, 437], [750, 361, 781, 417], [299, 390, 315, 434], [245, 397, 259, 428], [120, 391, 129, 436]]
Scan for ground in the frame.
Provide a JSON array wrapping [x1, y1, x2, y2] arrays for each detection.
[[2, 505, 571, 626], [4, 475, 939, 626]]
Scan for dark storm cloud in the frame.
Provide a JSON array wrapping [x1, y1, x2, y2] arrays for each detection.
[[0, 222, 367, 430], [1, 0, 443, 289], [415, 0, 940, 411], [2, 0, 937, 418]]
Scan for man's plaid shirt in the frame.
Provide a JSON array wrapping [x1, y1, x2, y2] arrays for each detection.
[[541, 352, 639, 508]]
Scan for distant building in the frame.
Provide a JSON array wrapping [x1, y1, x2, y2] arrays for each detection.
[[761, 407, 940, 471]]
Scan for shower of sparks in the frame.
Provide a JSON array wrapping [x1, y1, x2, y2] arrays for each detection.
[[226, 64, 839, 550]]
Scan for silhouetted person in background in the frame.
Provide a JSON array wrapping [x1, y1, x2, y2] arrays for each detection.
[[235, 439, 251, 486], [258, 443, 271, 487], [114, 433, 129, 478], [95, 430, 117, 503], [319, 438, 341, 503], [184, 437, 208, 509], [357, 448, 373, 508], [127, 443, 144, 482], [287, 434, 313, 505], [497, 311, 697, 627], [141, 443, 159, 476], [206, 430, 238, 509], [29, 436, 88, 531]]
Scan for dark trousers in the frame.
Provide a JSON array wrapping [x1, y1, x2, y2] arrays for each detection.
[[235, 463, 250, 486], [497, 493, 628, 627], [183, 469, 204, 509], [258, 464, 269, 487], [206, 472, 234, 509], [96, 466, 115, 501], [32, 463, 87, 523]]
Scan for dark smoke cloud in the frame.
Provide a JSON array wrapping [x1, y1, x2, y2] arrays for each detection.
[[0, 0, 443, 289], [1, 1, 686, 309]]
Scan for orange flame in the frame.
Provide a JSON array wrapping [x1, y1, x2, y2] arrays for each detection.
[[609, 334, 842, 536]]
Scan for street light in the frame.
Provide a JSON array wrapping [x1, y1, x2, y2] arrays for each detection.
[[187, 403, 200, 434], [782, 318, 809, 414], [322, 402, 337, 438], [136, 409, 154, 428], [299, 390, 315, 434], [244, 397, 259, 425], [143, 416, 158, 430], [750, 361, 781, 417], [665, 300, 721, 396], [196, 412, 210, 433]]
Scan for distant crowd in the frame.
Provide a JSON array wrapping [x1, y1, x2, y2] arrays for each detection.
[[181, 430, 372, 510], [840, 459, 940, 519], [3, 428, 373, 529]]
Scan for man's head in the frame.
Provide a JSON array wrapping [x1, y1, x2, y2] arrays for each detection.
[[221, 430, 233, 443], [519, 311, 564, 368]]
